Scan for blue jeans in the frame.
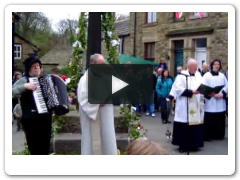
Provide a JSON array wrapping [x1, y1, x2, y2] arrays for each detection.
[[146, 93, 155, 115], [133, 104, 140, 113]]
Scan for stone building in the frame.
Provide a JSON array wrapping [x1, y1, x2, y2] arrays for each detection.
[[101, 18, 132, 61], [13, 33, 39, 72], [118, 12, 228, 77], [40, 34, 72, 74]]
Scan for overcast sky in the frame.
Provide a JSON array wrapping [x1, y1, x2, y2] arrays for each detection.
[[43, 12, 129, 32]]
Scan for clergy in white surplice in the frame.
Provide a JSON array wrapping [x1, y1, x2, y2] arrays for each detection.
[[77, 54, 117, 155], [202, 59, 228, 141], [167, 59, 204, 153]]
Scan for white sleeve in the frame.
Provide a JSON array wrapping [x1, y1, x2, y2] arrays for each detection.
[[77, 73, 100, 121], [169, 75, 186, 99], [202, 73, 209, 86], [221, 75, 228, 95]]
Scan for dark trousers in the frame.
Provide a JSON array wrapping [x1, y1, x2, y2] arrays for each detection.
[[159, 98, 169, 122], [154, 91, 160, 111], [16, 118, 22, 131], [172, 122, 204, 151], [204, 112, 226, 140], [21, 113, 52, 155]]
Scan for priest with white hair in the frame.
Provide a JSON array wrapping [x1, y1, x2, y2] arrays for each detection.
[[167, 58, 204, 153], [77, 53, 117, 155]]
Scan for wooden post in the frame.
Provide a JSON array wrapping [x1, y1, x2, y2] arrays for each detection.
[[86, 12, 102, 68], [86, 12, 102, 154]]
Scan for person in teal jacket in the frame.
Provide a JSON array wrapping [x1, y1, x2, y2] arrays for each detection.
[[156, 69, 173, 124]]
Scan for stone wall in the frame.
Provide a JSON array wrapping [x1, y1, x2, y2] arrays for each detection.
[[14, 36, 38, 72], [101, 35, 132, 63], [122, 36, 132, 56], [54, 107, 129, 154], [128, 12, 228, 74]]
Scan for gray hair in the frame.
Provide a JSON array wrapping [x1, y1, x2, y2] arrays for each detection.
[[90, 53, 103, 64], [177, 66, 183, 71], [14, 71, 21, 76], [202, 62, 209, 67], [187, 58, 197, 67]]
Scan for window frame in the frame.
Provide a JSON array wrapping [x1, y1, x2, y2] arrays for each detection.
[[173, 12, 185, 22], [14, 44, 22, 60], [144, 42, 155, 61], [146, 12, 157, 24], [117, 38, 123, 54], [190, 12, 208, 20], [195, 38, 207, 49]]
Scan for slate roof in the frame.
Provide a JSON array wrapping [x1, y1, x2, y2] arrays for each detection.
[[114, 19, 130, 37]]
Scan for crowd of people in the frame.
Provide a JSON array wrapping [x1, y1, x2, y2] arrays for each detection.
[[132, 57, 228, 153], [12, 54, 228, 155]]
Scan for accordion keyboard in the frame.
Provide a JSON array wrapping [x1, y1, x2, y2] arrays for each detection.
[[29, 77, 48, 114]]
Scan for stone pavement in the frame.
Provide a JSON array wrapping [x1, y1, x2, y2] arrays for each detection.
[[12, 111, 228, 155], [12, 121, 25, 153], [139, 111, 228, 155]]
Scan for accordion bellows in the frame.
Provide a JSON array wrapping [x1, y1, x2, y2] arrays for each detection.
[[37, 74, 69, 115]]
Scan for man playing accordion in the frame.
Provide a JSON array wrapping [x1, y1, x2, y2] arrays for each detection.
[[12, 56, 53, 155]]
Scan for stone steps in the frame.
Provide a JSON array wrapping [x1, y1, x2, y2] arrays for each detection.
[[54, 133, 81, 154], [53, 106, 129, 154], [56, 107, 124, 134], [54, 133, 129, 154]]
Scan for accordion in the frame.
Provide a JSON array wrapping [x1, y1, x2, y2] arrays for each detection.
[[29, 74, 69, 115]]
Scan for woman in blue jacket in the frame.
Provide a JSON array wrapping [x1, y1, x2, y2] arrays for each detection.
[[156, 69, 173, 124]]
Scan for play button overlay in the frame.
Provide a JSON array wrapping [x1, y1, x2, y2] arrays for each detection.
[[88, 64, 153, 104], [112, 75, 129, 94]]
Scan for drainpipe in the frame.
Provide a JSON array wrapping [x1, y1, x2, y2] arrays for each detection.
[[122, 37, 124, 54], [133, 12, 137, 57], [12, 19, 15, 77]]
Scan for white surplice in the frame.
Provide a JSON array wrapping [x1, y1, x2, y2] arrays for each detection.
[[202, 72, 228, 113], [77, 70, 117, 155], [170, 70, 204, 124]]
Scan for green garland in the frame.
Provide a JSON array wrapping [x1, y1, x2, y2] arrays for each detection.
[[61, 12, 87, 92], [60, 12, 146, 141], [101, 13, 147, 140], [61, 12, 119, 92], [51, 114, 65, 138], [101, 12, 120, 64], [120, 105, 147, 141], [12, 146, 30, 155]]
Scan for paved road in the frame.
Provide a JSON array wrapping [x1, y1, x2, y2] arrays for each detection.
[[140, 112, 228, 155], [12, 121, 25, 153], [12, 111, 228, 155]]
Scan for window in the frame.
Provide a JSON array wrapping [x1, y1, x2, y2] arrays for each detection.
[[144, 43, 155, 60], [194, 38, 207, 69], [146, 12, 157, 23], [174, 40, 184, 49], [14, 44, 21, 59], [193, 12, 208, 16], [195, 38, 207, 48], [190, 12, 208, 19], [174, 12, 183, 20], [117, 38, 122, 53], [194, 12, 200, 16]]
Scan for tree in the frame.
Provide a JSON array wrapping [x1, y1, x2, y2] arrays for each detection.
[[15, 12, 58, 57], [56, 19, 78, 35], [15, 12, 52, 39], [56, 19, 69, 35]]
